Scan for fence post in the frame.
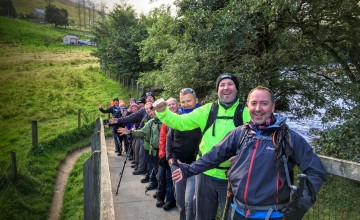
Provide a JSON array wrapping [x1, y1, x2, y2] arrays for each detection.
[[78, 109, 81, 128], [31, 120, 38, 149], [107, 102, 110, 119], [137, 82, 139, 97], [11, 151, 17, 180]]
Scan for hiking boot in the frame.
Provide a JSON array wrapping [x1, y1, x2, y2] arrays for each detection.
[[117, 152, 122, 156], [141, 176, 149, 183], [146, 183, 157, 191], [115, 150, 120, 153], [131, 164, 137, 168], [132, 170, 146, 175], [163, 201, 176, 211], [131, 161, 136, 164], [156, 200, 165, 208], [152, 192, 158, 199]]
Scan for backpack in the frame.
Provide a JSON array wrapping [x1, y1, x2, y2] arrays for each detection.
[[149, 118, 162, 149], [203, 101, 244, 136]]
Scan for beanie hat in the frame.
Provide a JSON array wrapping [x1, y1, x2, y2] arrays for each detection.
[[215, 73, 239, 92], [137, 97, 146, 104], [145, 92, 156, 100]]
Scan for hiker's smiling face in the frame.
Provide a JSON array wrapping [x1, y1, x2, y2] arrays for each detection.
[[247, 88, 275, 125], [217, 78, 238, 104]]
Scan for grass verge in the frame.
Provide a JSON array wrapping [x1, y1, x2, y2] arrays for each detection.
[[0, 17, 135, 220]]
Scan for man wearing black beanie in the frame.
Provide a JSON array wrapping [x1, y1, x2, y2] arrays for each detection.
[[154, 73, 251, 220], [216, 73, 239, 92]]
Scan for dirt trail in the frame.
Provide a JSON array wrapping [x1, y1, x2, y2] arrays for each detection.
[[47, 146, 91, 220]]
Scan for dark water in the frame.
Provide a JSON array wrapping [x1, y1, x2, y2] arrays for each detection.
[[279, 113, 325, 143]]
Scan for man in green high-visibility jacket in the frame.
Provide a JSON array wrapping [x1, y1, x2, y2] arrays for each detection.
[[154, 73, 251, 220]]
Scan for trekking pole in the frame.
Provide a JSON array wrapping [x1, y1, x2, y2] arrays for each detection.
[[115, 146, 131, 196], [222, 181, 233, 220], [145, 168, 155, 195]]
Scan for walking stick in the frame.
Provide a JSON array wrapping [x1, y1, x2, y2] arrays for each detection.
[[222, 181, 233, 220], [115, 146, 132, 196]]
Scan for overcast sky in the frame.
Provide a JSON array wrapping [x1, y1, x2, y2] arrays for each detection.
[[91, 0, 176, 14]]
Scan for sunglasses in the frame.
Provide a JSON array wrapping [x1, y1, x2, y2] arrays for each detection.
[[146, 92, 153, 97]]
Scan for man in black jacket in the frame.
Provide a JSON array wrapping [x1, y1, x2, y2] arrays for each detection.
[[167, 88, 202, 219], [98, 97, 122, 154]]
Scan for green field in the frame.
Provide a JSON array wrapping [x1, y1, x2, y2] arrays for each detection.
[[0, 16, 131, 219]]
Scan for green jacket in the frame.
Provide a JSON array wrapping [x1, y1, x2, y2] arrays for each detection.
[[156, 99, 251, 179], [131, 118, 162, 156]]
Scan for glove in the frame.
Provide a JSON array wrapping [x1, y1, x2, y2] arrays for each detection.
[[282, 202, 307, 220], [282, 187, 314, 220]]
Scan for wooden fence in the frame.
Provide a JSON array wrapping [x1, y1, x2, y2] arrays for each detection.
[[83, 117, 115, 220]]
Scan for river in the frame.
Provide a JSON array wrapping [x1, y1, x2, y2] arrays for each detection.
[[278, 113, 325, 143]]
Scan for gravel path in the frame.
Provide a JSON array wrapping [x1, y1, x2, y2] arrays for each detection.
[[47, 146, 91, 220]]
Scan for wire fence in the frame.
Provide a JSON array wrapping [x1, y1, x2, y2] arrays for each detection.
[[0, 108, 99, 204], [295, 162, 360, 220]]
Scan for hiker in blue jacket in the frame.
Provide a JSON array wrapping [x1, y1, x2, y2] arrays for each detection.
[[172, 86, 327, 220]]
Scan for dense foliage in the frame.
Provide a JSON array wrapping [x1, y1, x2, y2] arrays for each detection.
[[0, 0, 17, 17], [45, 4, 69, 27], [93, 1, 359, 161], [92, 4, 154, 82]]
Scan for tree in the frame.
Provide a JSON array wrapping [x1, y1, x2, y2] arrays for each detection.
[[45, 5, 69, 27], [44, 0, 52, 6], [87, 0, 96, 28], [0, 0, 17, 18], [98, 2, 107, 23], [93, 3, 153, 81], [75, 0, 82, 28], [82, 0, 86, 29], [94, 0, 360, 160]]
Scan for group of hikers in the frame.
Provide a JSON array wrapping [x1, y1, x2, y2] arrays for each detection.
[[98, 73, 327, 220]]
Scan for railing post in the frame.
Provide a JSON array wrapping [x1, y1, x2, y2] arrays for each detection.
[[137, 82, 139, 97], [11, 151, 17, 180], [31, 120, 38, 149], [78, 109, 81, 128], [107, 102, 110, 119]]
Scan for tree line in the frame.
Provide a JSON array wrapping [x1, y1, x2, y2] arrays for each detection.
[[0, 0, 107, 29], [44, 0, 107, 28], [94, 0, 359, 161]]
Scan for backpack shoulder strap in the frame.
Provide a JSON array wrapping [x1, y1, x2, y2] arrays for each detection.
[[203, 101, 218, 134], [233, 103, 244, 127]]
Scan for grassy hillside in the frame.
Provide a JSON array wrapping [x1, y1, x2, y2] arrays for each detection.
[[12, 0, 94, 24], [0, 16, 133, 219], [0, 17, 94, 53]]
